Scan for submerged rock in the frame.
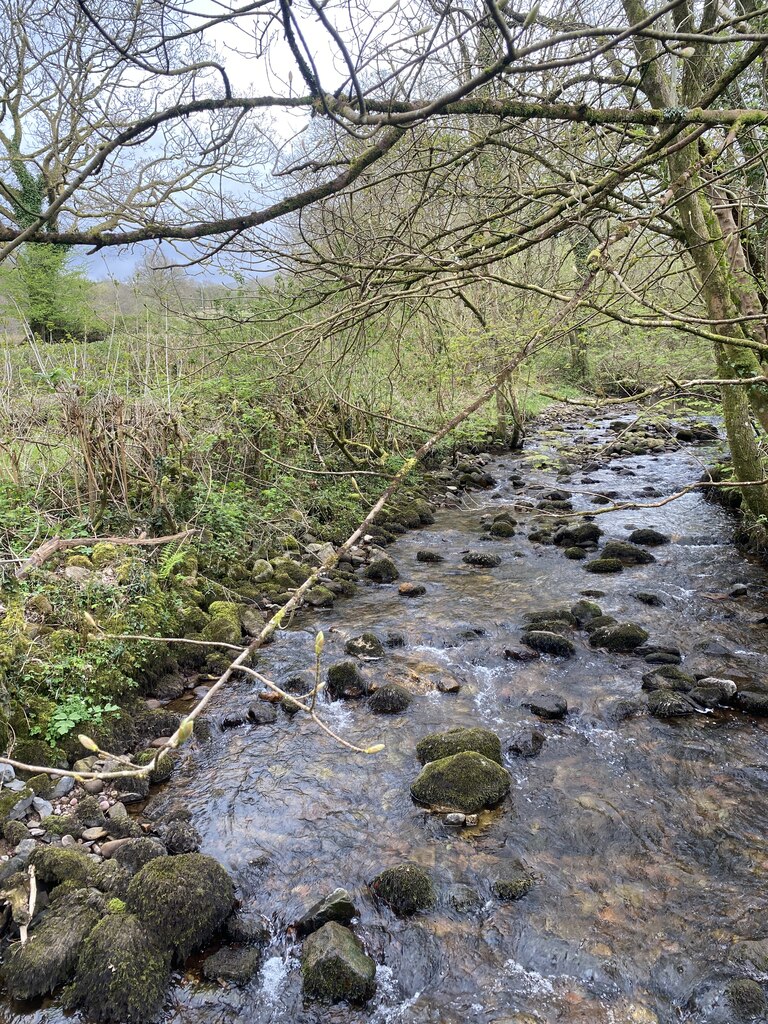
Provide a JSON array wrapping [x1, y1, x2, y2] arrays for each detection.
[[297, 888, 357, 936], [448, 883, 483, 913], [735, 691, 768, 715], [589, 622, 649, 653], [641, 666, 696, 692], [125, 853, 235, 961], [370, 863, 436, 916], [521, 631, 575, 658], [634, 591, 664, 607], [523, 608, 576, 627], [462, 551, 502, 568], [301, 922, 376, 1004], [520, 692, 568, 720], [507, 727, 545, 758], [416, 726, 502, 765], [66, 911, 171, 1023], [411, 751, 510, 812], [202, 946, 263, 985], [345, 633, 385, 659], [570, 599, 603, 625], [327, 660, 367, 700], [492, 864, 536, 901], [369, 683, 412, 714]]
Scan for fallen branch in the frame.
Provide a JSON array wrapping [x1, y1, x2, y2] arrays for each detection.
[[14, 530, 195, 579]]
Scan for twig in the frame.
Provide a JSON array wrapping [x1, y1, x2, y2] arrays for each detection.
[[19, 866, 36, 947], [14, 530, 195, 579]]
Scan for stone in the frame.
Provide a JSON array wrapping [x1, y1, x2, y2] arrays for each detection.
[[521, 631, 575, 658], [296, 887, 357, 936], [444, 812, 466, 826], [81, 826, 108, 842], [570, 599, 603, 625], [492, 865, 536, 901], [589, 622, 649, 653], [411, 751, 510, 813], [32, 797, 53, 819], [369, 684, 412, 714], [730, 582, 749, 598], [564, 546, 587, 559], [416, 726, 503, 765], [641, 666, 696, 692], [202, 946, 263, 985], [100, 838, 132, 859], [162, 821, 202, 855], [725, 978, 766, 1017], [398, 582, 426, 597], [735, 691, 768, 715], [224, 912, 271, 945], [247, 702, 278, 725], [647, 690, 696, 717], [553, 523, 602, 547], [364, 557, 399, 583], [585, 558, 624, 574], [327, 661, 367, 700], [370, 864, 436, 916], [462, 551, 502, 568], [628, 528, 670, 546], [83, 780, 104, 795], [345, 633, 385, 659], [301, 922, 376, 1004], [448, 884, 482, 913], [634, 592, 664, 607], [416, 550, 444, 563], [503, 644, 539, 662], [507, 727, 545, 758], [520, 693, 567, 720], [601, 540, 655, 564], [436, 676, 461, 694], [51, 776, 74, 799], [113, 838, 168, 875]]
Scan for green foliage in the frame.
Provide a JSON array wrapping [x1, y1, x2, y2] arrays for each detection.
[[33, 694, 120, 746]]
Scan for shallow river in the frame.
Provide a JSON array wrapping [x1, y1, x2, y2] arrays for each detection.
[[14, 412, 768, 1024]]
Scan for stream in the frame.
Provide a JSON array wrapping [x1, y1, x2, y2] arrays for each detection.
[[13, 410, 768, 1024]]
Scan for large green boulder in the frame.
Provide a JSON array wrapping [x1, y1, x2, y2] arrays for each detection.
[[415, 726, 502, 766], [370, 863, 435, 916], [125, 853, 234, 961], [301, 922, 376, 1004], [410, 750, 510, 812]]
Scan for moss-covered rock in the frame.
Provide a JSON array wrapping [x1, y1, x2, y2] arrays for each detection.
[[410, 750, 510, 812], [135, 749, 177, 784], [521, 630, 575, 657], [415, 726, 502, 766], [66, 912, 171, 1023], [641, 666, 696, 692], [113, 838, 168, 875], [67, 555, 93, 570], [345, 633, 385, 659], [2, 888, 104, 999], [628, 528, 670, 546], [523, 608, 576, 627], [553, 523, 602, 547], [201, 601, 242, 646], [90, 543, 120, 568], [302, 921, 376, 1004], [585, 558, 624, 574], [492, 864, 536, 901], [327, 660, 367, 699], [725, 978, 766, 1017], [364, 557, 399, 583], [3, 819, 30, 845], [125, 852, 234, 961], [370, 863, 436, 916], [601, 540, 655, 565], [369, 683, 412, 714], [570, 599, 603, 625], [30, 845, 94, 887], [589, 622, 649, 652]]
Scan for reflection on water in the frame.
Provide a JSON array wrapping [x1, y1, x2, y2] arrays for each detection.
[[11, 416, 768, 1024]]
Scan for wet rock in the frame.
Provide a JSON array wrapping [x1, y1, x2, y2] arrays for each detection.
[[628, 528, 670, 546], [730, 582, 749, 598], [370, 864, 436, 916], [369, 684, 412, 714], [436, 676, 461, 693], [697, 677, 738, 702], [521, 692, 568, 719], [416, 550, 444, 563], [725, 978, 766, 1017], [30, 845, 93, 887], [641, 666, 696, 691], [647, 690, 696, 717], [492, 864, 535, 901], [345, 633, 385, 659], [125, 853, 235, 961], [411, 751, 510, 813], [301, 922, 376, 1004], [1, 889, 104, 1000], [635, 592, 664, 607], [113, 838, 168, 875], [637, 643, 683, 665], [327, 661, 367, 700], [553, 523, 603, 547], [589, 622, 649, 653], [489, 520, 516, 537], [462, 551, 502, 568], [247, 702, 278, 725], [399, 582, 427, 597], [731, 937, 768, 976], [687, 682, 736, 709], [448, 883, 482, 913], [202, 946, 263, 985], [224, 911, 271, 945], [570, 599, 603, 625], [507, 727, 545, 758], [603, 697, 645, 721], [585, 558, 625, 574], [416, 726, 502, 765], [735, 691, 768, 715], [297, 887, 357, 936], [601, 540, 655, 564], [66, 911, 171, 1024], [564, 546, 587, 559], [521, 631, 575, 658], [364, 557, 399, 583], [385, 631, 405, 648], [523, 608, 577, 627], [502, 645, 539, 662], [162, 821, 202, 855]]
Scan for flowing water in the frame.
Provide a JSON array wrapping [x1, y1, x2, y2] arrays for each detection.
[[11, 412, 768, 1024]]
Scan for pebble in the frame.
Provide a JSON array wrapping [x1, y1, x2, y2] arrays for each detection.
[[61, 835, 77, 848], [445, 812, 466, 826], [32, 797, 53, 818], [151, 737, 172, 748], [145, 699, 162, 710], [81, 826, 108, 842], [100, 838, 131, 858], [107, 802, 128, 821], [98, 799, 110, 812]]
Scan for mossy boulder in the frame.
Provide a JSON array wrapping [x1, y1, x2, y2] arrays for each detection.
[[589, 622, 649, 653], [601, 540, 655, 565], [66, 912, 171, 1023], [202, 945, 262, 985], [415, 726, 502, 766], [201, 601, 242, 646], [462, 551, 502, 568], [571, 599, 603, 625], [30, 845, 94, 887], [553, 523, 602, 547], [585, 558, 624, 574], [2, 888, 104, 999], [725, 978, 767, 1017], [523, 608, 576, 627], [628, 528, 669, 546], [641, 666, 696, 692], [67, 555, 93, 570], [370, 863, 436, 916], [364, 557, 399, 583], [369, 683, 412, 714], [489, 520, 515, 538], [125, 852, 234, 961], [90, 543, 120, 568], [521, 631, 575, 658], [345, 633, 385, 659], [113, 838, 168, 875], [327, 660, 367, 699], [411, 750, 510, 812], [301, 922, 376, 1004]]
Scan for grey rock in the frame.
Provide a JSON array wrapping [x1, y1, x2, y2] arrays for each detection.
[[32, 797, 53, 819], [520, 693, 568, 720], [507, 727, 545, 757], [301, 922, 376, 1004], [297, 887, 357, 936], [51, 776, 74, 799]]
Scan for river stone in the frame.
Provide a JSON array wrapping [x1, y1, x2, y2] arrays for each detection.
[[416, 726, 502, 765], [585, 558, 625, 574], [51, 776, 75, 799], [589, 622, 649, 652], [462, 551, 502, 568], [521, 692, 567, 719], [301, 922, 376, 1004], [163, 820, 202, 855], [370, 863, 436, 915], [570, 599, 603, 625], [410, 751, 510, 812], [399, 582, 426, 597], [489, 520, 515, 537], [725, 978, 767, 1017], [364, 557, 399, 583], [503, 644, 539, 662], [202, 946, 263, 985], [628, 528, 670, 546], [731, 937, 768, 975], [641, 666, 696, 692], [647, 690, 696, 717], [634, 591, 664, 606], [297, 887, 357, 935], [492, 863, 535, 901], [247, 702, 278, 725], [2, 888, 104, 1000], [523, 608, 577, 626], [553, 522, 603, 547], [113, 838, 168, 875], [345, 633, 385, 659], [688, 683, 733, 709], [521, 631, 575, 658], [225, 912, 271, 945], [327, 661, 367, 699], [416, 550, 444, 563], [448, 883, 482, 913], [735, 691, 768, 715], [507, 727, 545, 758], [564, 546, 587, 559], [369, 684, 412, 714], [601, 540, 655, 564], [66, 911, 171, 1024], [436, 676, 461, 693], [697, 677, 737, 702]]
